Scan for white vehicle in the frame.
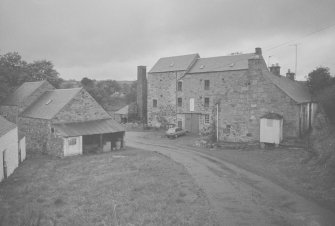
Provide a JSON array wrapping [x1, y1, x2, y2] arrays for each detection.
[[166, 127, 187, 139]]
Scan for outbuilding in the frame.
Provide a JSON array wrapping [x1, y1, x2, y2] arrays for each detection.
[[18, 87, 125, 157], [260, 113, 283, 147], [0, 116, 26, 182]]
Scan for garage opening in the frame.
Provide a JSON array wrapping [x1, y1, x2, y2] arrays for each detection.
[[83, 132, 125, 154]]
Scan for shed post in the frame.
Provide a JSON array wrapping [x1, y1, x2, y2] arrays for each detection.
[[100, 134, 103, 151]]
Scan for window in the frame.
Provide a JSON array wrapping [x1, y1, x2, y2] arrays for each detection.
[[178, 121, 182, 128], [204, 97, 210, 107], [68, 138, 77, 146], [177, 81, 182, 91], [177, 98, 182, 107], [51, 127, 55, 133], [226, 125, 231, 133], [204, 80, 210, 90], [190, 98, 195, 111], [205, 114, 210, 124], [153, 99, 157, 108]]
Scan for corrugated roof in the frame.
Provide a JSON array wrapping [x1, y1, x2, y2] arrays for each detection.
[[2, 81, 46, 106], [149, 54, 199, 73], [53, 118, 125, 137], [188, 53, 256, 73], [0, 115, 16, 137], [115, 105, 129, 115], [21, 88, 82, 119], [264, 70, 312, 104]]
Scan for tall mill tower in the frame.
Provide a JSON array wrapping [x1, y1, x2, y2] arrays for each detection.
[[136, 66, 147, 123]]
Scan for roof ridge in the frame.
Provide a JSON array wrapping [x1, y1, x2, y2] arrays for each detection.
[[198, 52, 255, 60], [159, 53, 199, 59]]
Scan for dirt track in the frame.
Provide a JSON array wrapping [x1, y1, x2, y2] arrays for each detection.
[[127, 132, 335, 226]]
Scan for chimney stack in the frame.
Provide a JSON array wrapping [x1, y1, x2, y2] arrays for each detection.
[[137, 66, 147, 123], [269, 63, 281, 76], [286, 69, 295, 81], [255, 47, 262, 56]]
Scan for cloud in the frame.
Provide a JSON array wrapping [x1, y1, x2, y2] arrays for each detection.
[[1, 0, 335, 81]]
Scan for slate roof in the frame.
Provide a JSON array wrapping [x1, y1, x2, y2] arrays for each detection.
[[149, 54, 199, 73], [115, 105, 129, 115], [21, 88, 82, 119], [0, 115, 16, 137], [1, 81, 46, 106], [264, 70, 312, 104], [188, 53, 256, 73], [53, 119, 125, 137]]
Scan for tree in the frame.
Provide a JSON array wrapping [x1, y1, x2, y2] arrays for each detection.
[[307, 67, 334, 93], [0, 52, 30, 102], [27, 60, 62, 88], [0, 52, 62, 102], [307, 66, 335, 124], [81, 77, 94, 87]]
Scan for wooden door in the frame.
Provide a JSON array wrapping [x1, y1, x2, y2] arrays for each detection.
[[3, 150, 7, 179], [185, 114, 192, 132], [185, 114, 199, 134]]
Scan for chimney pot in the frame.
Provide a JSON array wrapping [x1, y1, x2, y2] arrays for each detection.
[[269, 64, 281, 76], [286, 69, 295, 81], [255, 47, 262, 55]]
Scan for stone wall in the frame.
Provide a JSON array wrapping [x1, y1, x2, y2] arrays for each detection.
[[18, 117, 51, 153], [147, 71, 186, 127], [52, 89, 111, 123], [47, 134, 64, 157], [180, 58, 300, 142]]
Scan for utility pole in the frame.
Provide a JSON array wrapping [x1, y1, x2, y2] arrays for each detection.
[[290, 44, 299, 75]]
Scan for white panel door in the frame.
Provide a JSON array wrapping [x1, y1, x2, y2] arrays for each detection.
[[65, 136, 82, 156]]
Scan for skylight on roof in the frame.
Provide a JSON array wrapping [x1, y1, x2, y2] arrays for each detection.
[[45, 99, 53, 105], [200, 65, 205, 69], [170, 62, 174, 67]]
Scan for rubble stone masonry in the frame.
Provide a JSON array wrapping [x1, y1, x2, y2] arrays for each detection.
[[147, 71, 186, 126], [52, 89, 111, 124], [180, 58, 300, 141]]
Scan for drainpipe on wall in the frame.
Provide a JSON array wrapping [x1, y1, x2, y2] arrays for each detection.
[[176, 72, 178, 126], [216, 103, 219, 142]]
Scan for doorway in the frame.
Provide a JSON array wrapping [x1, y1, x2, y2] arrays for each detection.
[[3, 150, 7, 179], [185, 114, 199, 134]]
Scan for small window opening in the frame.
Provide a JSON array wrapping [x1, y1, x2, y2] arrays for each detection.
[[68, 138, 77, 146], [177, 98, 182, 107], [204, 80, 210, 90], [204, 97, 210, 107], [205, 114, 210, 124], [153, 99, 157, 108]]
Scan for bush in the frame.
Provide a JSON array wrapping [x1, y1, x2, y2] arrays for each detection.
[[317, 84, 335, 124]]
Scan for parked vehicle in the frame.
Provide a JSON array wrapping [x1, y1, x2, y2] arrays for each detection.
[[166, 127, 187, 138]]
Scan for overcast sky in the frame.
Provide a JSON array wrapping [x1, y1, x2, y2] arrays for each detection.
[[1, 0, 335, 81]]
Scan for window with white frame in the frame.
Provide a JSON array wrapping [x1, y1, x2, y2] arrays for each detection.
[[205, 114, 210, 124], [68, 138, 77, 146]]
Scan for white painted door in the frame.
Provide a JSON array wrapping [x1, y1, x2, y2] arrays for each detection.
[[65, 136, 82, 156]]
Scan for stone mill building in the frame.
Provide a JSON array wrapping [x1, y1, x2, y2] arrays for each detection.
[[145, 47, 316, 142]]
